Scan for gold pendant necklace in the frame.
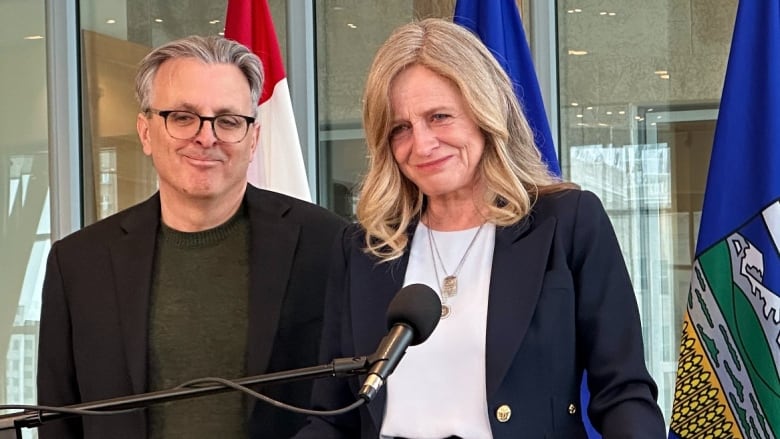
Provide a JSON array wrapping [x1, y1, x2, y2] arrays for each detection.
[[428, 222, 485, 319]]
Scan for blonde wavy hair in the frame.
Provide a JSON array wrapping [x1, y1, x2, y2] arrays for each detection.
[[358, 18, 574, 261]]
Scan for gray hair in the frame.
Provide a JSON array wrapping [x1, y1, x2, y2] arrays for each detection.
[[134, 35, 263, 116]]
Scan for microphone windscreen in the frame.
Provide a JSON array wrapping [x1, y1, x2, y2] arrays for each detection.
[[386, 283, 441, 345]]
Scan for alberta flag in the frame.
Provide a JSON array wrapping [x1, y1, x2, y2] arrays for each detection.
[[225, 0, 312, 201], [668, 1, 780, 438]]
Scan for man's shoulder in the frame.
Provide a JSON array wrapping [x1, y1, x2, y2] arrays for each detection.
[[54, 194, 159, 249], [245, 185, 347, 228]]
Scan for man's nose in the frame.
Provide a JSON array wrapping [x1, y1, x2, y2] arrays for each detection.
[[193, 119, 218, 146]]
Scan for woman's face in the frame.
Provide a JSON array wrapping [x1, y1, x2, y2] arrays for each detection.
[[388, 64, 485, 202]]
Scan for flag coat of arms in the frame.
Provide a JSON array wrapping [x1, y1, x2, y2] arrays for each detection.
[[668, 0, 780, 437], [225, 0, 312, 201]]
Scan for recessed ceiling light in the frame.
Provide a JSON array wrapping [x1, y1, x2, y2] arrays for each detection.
[[106, 19, 116, 24], [154, 18, 163, 23], [24, 35, 44, 40], [209, 20, 220, 25]]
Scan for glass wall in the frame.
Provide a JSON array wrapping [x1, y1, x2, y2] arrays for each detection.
[[0, 0, 51, 433], [557, 0, 735, 421]]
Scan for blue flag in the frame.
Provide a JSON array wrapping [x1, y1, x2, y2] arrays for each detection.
[[668, 1, 780, 438], [453, 1, 596, 437], [453, 0, 561, 176]]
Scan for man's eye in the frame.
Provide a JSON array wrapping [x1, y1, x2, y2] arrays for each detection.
[[216, 116, 243, 129], [169, 112, 197, 124]]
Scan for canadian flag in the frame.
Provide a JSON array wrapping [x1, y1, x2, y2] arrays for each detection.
[[225, 0, 312, 202]]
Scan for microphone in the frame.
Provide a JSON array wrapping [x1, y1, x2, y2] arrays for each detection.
[[358, 283, 441, 402]]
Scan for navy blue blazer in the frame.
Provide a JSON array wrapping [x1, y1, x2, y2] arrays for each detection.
[[297, 189, 665, 438], [37, 184, 347, 439]]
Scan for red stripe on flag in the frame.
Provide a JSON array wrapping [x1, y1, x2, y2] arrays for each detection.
[[225, 0, 286, 105]]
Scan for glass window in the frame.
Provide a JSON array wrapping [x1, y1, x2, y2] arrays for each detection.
[[0, 0, 50, 429], [557, 0, 735, 423]]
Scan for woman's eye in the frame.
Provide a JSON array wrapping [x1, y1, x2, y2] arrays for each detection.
[[389, 124, 409, 138]]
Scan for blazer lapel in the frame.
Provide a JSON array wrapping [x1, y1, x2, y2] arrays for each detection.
[[110, 195, 160, 395], [485, 216, 556, 397], [244, 188, 299, 376]]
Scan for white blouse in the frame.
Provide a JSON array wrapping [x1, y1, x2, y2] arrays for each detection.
[[380, 222, 496, 439]]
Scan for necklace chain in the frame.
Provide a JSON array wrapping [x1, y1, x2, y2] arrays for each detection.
[[427, 221, 485, 319]]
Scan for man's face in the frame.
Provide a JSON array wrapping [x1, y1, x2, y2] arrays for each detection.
[[136, 57, 258, 204]]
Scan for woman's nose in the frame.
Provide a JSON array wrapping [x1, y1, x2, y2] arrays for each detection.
[[411, 124, 438, 156]]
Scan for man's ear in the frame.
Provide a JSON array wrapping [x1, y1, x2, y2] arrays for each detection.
[[249, 121, 260, 159], [137, 113, 153, 156]]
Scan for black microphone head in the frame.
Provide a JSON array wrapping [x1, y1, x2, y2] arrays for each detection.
[[386, 283, 441, 345]]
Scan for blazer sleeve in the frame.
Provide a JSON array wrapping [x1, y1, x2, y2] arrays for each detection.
[[36, 242, 84, 438], [571, 191, 666, 437]]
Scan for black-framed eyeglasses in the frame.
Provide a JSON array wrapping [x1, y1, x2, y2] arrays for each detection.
[[146, 109, 256, 143]]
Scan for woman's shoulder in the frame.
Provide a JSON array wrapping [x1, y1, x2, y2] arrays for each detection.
[[534, 187, 601, 207], [533, 188, 607, 221]]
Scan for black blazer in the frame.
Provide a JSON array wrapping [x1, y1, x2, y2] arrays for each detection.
[[37, 184, 347, 438], [297, 189, 666, 438]]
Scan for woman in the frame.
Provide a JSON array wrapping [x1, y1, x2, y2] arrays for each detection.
[[298, 18, 665, 438]]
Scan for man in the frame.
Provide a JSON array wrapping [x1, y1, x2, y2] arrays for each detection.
[[37, 35, 346, 438]]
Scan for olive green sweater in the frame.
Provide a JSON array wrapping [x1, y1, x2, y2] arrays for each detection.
[[148, 207, 250, 438]]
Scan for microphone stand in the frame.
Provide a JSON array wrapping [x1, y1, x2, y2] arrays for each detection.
[[0, 356, 369, 436]]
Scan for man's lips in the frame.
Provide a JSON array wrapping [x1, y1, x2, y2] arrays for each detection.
[[182, 154, 223, 166]]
